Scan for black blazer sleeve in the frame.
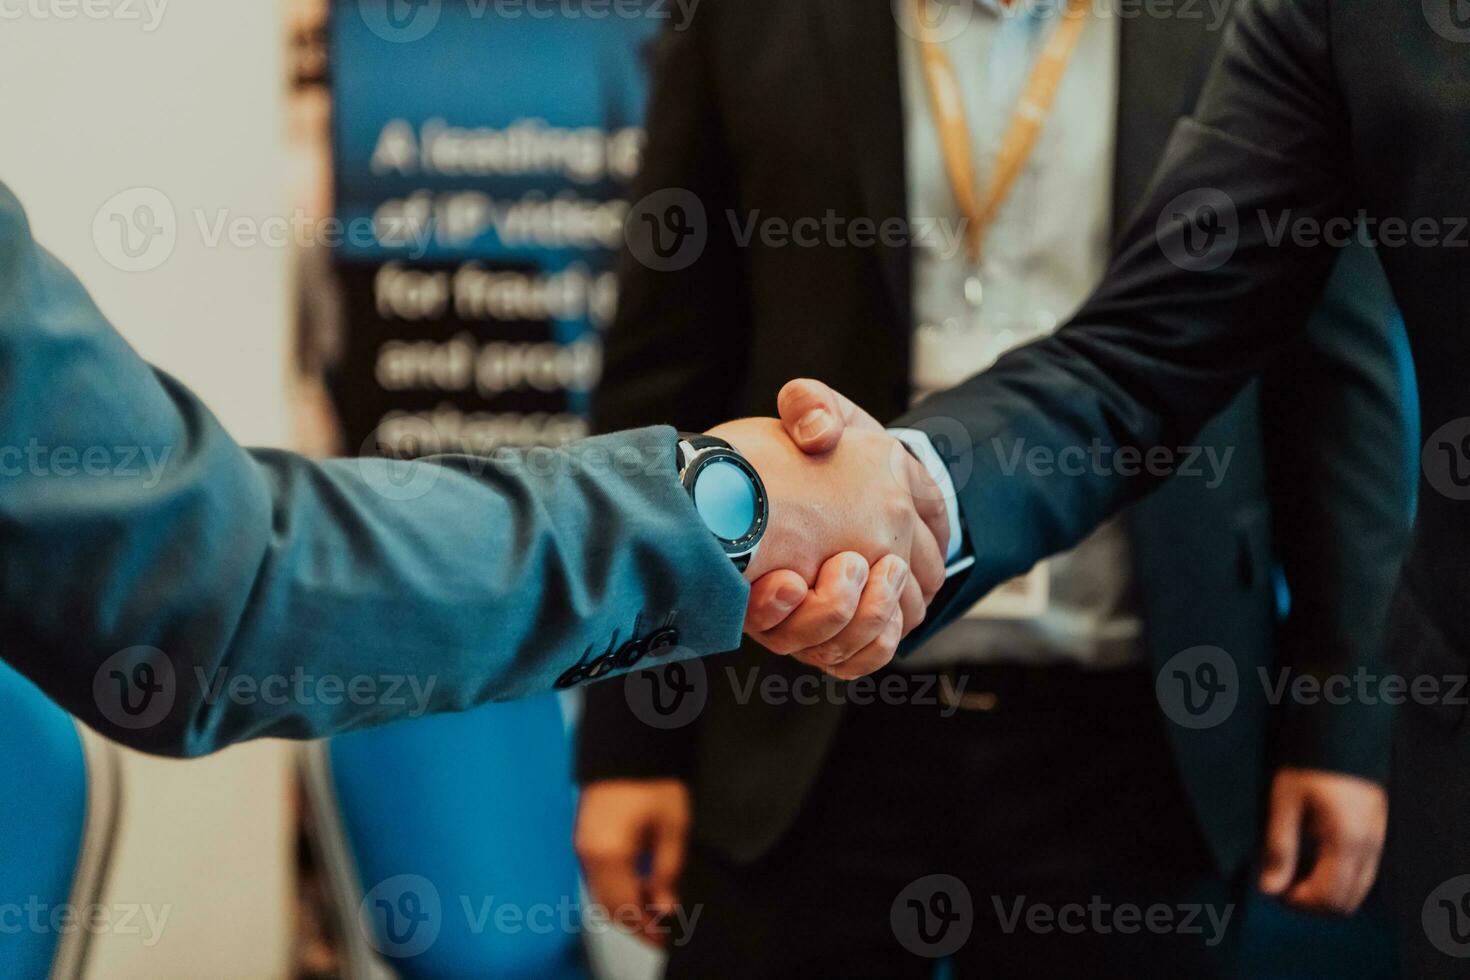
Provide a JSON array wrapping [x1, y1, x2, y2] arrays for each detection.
[[594, 7, 750, 435], [898, 0, 1356, 633], [1260, 243, 1414, 783], [581, 11, 749, 785]]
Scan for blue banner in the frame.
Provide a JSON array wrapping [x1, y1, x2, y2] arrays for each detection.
[[328, 0, 663, 453]]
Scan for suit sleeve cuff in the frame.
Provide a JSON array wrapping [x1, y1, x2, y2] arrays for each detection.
[[889, 427, 970, 574]]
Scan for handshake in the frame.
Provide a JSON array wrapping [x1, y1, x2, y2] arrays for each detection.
[[715, 379, 954, 679]]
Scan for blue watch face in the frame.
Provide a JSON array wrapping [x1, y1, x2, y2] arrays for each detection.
[[693, 459, 758, 541]]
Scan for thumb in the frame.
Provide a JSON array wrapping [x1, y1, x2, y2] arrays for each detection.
[[777, 378, 882, 454], [641, 817, 687, 949], [647, 814, 688, 915], [1260, 778, 1304, 895], [744, 569, 809, 635]]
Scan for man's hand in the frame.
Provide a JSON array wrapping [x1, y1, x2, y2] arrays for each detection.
[[574, 779, 690, 947], [775, 377, 888, 454], [1258, 767, 1388, 915], [739, 378, 954, 676], [712, 415, 946, 677]]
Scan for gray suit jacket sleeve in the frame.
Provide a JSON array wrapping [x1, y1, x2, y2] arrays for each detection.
[[0, 182, 748, 758]]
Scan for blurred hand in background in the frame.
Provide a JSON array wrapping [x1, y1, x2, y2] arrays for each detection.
[[1259, 768, 1388, 915], [574, 779, 691, 947]]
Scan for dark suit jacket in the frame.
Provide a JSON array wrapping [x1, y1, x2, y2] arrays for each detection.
[[578, 0, 1414, 885], [871, 1, 1464, 969]]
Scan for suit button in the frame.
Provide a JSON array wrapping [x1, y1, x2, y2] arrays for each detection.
[[610, 637, 647, 670], [643, 627, 680, 658], [554, 664, 587, 690], [584, 655, 618, 682]]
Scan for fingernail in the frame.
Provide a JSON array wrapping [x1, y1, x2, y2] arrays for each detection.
[[845, 555, 868, 583], [796, 409, 835, 443], [774, 583, 804, 610], [887, 558, 910, 591]]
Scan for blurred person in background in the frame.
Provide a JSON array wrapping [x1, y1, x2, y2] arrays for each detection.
[[575, 0, 1415, 975]]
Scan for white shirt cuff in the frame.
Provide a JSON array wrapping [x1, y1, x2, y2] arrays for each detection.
[[889, 427, 972, 577]]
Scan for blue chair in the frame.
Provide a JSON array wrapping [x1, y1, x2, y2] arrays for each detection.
[[304, 694, 585, 979], [0, 663, 121, 980]]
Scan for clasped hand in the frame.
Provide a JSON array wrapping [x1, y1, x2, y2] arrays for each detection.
[[717, 380, 949, 679]]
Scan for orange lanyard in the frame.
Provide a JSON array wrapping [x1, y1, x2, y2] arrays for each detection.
[[914, 0, 1092, 270]]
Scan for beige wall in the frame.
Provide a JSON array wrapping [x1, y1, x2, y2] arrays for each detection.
[[0, 3, 296, 977]]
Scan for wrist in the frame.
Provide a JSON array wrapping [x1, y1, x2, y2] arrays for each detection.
[[678, 429, 769, 576]]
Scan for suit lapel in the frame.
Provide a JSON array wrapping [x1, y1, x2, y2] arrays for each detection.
[[810, 0, 911, 325]]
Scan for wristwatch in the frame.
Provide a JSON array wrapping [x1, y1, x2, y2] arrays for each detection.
[[677, 433, 769, 572]]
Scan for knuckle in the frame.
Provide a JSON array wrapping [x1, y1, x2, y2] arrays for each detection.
[[814, 637, 856, 664], [882, 492, 912, 527], [792, 651, 826, 672], [826, 589, 863, 625], [879, 627, 900, 656], [858, 598, 893, 632], [758, 627, 798, 653]]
